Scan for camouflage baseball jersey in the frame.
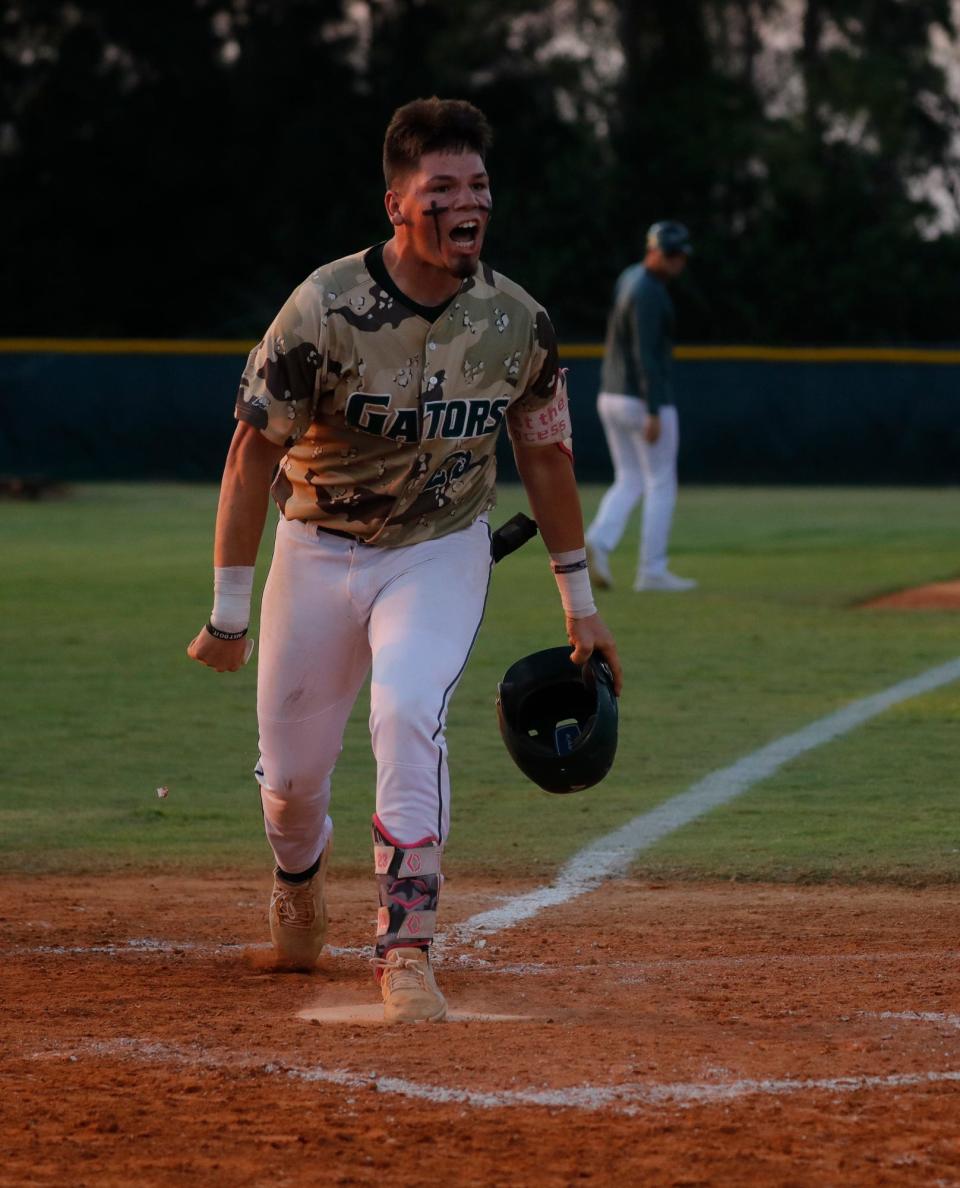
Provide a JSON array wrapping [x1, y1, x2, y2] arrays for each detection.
[[235, 244, 570, 547]]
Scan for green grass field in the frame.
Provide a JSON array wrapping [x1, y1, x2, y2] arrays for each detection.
[[3, 483, 959, 882]]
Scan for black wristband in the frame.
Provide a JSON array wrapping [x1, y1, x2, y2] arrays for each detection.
[[205, 622, 248, 641]]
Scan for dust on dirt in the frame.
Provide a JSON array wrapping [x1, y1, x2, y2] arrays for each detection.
[[4, 874, 960, 1186]]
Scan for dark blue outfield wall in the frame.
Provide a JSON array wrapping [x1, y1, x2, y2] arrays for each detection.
[[1, 342, 959, 484]]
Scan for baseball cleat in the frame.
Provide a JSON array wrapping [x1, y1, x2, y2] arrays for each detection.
[[268, 843, 331, 969], [633, 571, 698, 592], [586, 542, 613, 590], [375, 947, 447, 1023]]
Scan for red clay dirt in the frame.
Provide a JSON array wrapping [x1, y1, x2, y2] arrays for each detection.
[[864, 581, 960, 610], [4, 873, 960, 1186]]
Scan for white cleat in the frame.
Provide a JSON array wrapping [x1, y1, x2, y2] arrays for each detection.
[[586, 542, 613, 590], [375, 947, 447, 1023], [268, 843, 331, 969], [633, 571, 698, 592]]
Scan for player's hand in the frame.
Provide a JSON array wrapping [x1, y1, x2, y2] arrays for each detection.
[[187, 626, 254, 673], [566, 612, 623, 696], [643, 413, 661, 444]]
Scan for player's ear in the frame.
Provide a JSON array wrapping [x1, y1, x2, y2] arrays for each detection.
[[385, 190, 405, 227]]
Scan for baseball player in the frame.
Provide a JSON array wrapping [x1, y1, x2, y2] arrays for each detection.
[[187, 98, 622, 1023], [586, 221, 697, 592]]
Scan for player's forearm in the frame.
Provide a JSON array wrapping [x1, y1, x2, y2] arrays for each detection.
[[513, 442, 584, 553], [514, 440, 601, 625], [642, 369, 668, 414], [637, 296, 666, 412], [213, 422, 286, 567]]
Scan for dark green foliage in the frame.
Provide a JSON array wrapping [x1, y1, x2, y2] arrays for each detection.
[[3, 0, 959, 343]]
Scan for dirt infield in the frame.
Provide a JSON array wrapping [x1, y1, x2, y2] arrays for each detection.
[[5, 874, 960, 1186], [864, 581, 960, 611]]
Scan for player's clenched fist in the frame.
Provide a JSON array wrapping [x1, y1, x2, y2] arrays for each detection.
[[187, 626, 253, 672]]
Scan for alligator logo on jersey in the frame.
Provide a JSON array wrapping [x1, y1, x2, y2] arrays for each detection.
[[392, 449, 488, 527], [423, 449, 484, 494], [345, 389, 510, 443]]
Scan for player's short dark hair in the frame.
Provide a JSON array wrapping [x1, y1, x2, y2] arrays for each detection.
[[383, 97, 493, 188]]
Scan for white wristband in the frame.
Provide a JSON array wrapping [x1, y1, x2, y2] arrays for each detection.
[[550, 548, 597, 619], [211, 566, 255, 633]]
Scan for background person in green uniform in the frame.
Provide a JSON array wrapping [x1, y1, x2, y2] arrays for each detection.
[[586, 221, 697, 592]]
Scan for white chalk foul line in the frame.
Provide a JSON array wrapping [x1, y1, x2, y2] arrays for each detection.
[[451, 656, 960, 944], [869, 1011, 960, 1031], [15, 938, 262, 957], [10, 939, 367, 960], [9, 941, 960, 983], [35, 1038, 960, 1116]]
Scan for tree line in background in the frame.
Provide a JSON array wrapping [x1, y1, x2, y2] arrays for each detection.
[[3, 0, 960, 344]]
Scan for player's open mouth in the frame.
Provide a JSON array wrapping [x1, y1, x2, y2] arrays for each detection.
[[449, 220, 480, 248]]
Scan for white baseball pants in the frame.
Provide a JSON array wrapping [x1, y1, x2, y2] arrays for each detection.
[[588, 393, 679, 580], [255, 515, 492, 874]]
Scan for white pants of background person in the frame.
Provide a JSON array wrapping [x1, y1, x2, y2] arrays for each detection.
[[588, 392, 688, 588], [255, 514, 492, 875]]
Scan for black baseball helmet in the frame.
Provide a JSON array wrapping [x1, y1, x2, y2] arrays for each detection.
[[496, 647, 619, 794]]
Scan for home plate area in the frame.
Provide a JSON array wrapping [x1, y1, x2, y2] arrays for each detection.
[[5, 874, 960, 1184]]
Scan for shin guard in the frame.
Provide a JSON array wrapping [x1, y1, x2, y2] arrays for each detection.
[[372, 817, 441, 958]]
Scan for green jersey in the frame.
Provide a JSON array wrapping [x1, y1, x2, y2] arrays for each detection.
[[599, 264, 676, 413]]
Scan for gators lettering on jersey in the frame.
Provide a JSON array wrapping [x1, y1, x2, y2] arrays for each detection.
[[234, 244, 570, 547]]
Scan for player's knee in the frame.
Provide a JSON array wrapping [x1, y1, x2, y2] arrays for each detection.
[[256, 758, 335, 807], [370, 682, 443, 755], [613, 475, 644, 502]]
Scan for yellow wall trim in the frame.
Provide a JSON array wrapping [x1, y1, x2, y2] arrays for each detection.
[[675, 345, 960, 364], [2, 338, 960, 365], [0, 337, 257, 355]]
